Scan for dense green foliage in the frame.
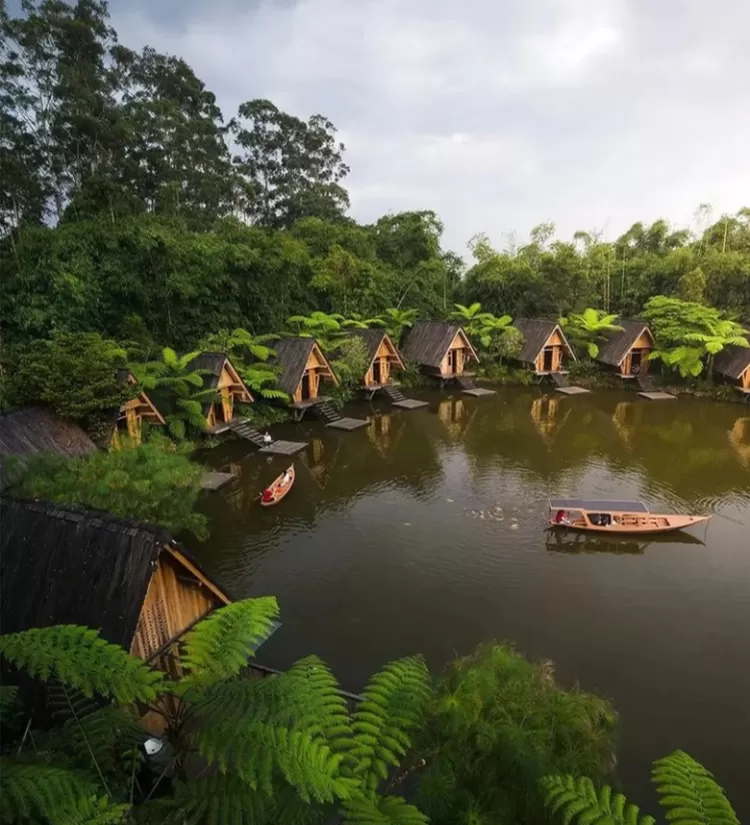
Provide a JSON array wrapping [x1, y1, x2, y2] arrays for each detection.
[[412, 642, 617, 825], [4, 438, 208, 538], [560, 309, 623, 359], [542, 749, 739, 825]]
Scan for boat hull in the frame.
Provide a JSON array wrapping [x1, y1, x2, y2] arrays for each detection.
[[260, 464, 295, 507], [549, 513, 710, 535]]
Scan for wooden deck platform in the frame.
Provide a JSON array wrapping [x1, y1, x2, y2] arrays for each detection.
[[259, 440, 307, 455], [462, 387, 497, 397], [200, 471, 236, 491], [326, 417, 369, 431], [554, 386, 591, 395], [638, 391, 677, 400], [393, 398, 429, 409]]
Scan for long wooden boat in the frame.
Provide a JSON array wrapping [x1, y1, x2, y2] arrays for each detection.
[[260, 464, 295, 508], [547, 498, 710, 535]]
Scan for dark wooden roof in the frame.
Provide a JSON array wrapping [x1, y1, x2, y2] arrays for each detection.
[[513, 319, 576, 363], [339, 329, 405, 367], [0, 407, 97, 460], [0, 496, 229, 647], [713, 344, 750, 380], [270, 337, 334, 395], [401, 321, 477, 368], [186, 352, 229, 391], [597, 321, 654, 367]]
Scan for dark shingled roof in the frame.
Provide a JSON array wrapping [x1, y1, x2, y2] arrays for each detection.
[[339, 329, 405, 367], [186, 352, 229, 391], [597, 321, 654, 367], [0, 407, 97, 460], [401, 321, 477, 368], [0, 496, 230, 647], [513, 319, 576, 364], [0, 496, 166, 646], [713, 344, 750, 380], [269, 337, 335, 395]]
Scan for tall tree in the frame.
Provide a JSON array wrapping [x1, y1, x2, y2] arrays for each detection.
[[232, 99, 350, 227]]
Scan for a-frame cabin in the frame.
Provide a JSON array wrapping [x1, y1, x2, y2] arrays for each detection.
[[401, 321, 479, 382], [341, 329, 405, 389], [270, 338, 339, 405], [713, 345, 750, 394], [112, 369, 165, 449], [512, 319, 576, 374], [596, 321, 655, 378], [187, 353, 254, 431]]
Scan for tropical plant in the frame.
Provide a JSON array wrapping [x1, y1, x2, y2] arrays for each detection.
[[285, 312, 370, 349], [542, 749, 740, 825], [643, 296, 748, 378], [331, 336, 371, 390], [0, 598, 433, 825], [130, 348, 212, 439], [3, 436, 208, 539], [370, 308, 420, 341], [412, 643, 617, 825], [560, 308, 623, 359]]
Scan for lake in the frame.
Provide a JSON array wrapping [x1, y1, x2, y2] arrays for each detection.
[[195, 387, 750, 817]]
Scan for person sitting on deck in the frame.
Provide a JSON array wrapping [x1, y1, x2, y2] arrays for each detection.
[[262, 431, 273, 445]]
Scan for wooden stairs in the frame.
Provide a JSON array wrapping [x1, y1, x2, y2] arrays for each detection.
[[382, 384, 407, 403], [229, 420, 267, 446], [636, 375, 657, 392], [313, 399, 343, 424], [550, 372, 570, 388], [455, 375, 476, 390]]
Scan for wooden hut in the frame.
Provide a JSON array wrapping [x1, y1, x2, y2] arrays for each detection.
[[270, 338, 339, 405], [341, 329, 405, 389], [187, 353, 254, 431], [713, 345, 750, 393], [0, 496, 232, 668], [0, 407, 97, 488], [401, 320, 479, 382], [512, 319, 576, 374], [596, 321, 655, 378], [112, 369, 165, 448]]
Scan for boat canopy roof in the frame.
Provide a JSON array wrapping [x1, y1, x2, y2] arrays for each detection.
[[548, 498, 650, 513]]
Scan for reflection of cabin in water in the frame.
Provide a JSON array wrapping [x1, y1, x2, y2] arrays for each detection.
[[341, 329, 405, 389], [713, 345, 750, 394], [596, 321, 655, 378], [401, 321, 479, 383], [728, 417, 750, 466], [512, 319, 576, 374], [0, 496, 232, 670], [530, 396, 570, 444], [436, 397, 476, 440], [187, 353, 254, 432], [271, 337, 339, 405], [112, 369, 165, 448]]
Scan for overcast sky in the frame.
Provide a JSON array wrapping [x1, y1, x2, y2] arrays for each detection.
[[110, 0, 750, 255]]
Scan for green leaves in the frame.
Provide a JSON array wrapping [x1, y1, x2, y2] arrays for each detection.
[[559, 308, 622, 361], [179, 597, 280, 689], [0, 760, 98, 824], [541, 775, 655, 825], [652, 750, 740, 825], [342, 793, 428, 825], [0, 626, 164, 704]]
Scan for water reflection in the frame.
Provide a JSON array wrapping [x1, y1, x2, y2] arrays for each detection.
[[545, 527, 706, 556]]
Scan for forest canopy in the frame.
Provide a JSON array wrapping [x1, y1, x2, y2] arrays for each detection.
[[1, 0, 748, 368]]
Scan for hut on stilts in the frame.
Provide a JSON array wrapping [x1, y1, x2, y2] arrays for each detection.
[[186, 353, 254, 432], [596, 321, 655, 379], [713, 345, 750, 397], [111, 369, 165, 448], [511, 319, 587, 394]]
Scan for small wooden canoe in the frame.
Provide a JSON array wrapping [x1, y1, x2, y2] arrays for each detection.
[[260, 464, 295, 508], [547, 498, 710, 535]]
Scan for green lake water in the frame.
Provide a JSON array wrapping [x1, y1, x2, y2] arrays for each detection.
[[194, 387, 750, 816]]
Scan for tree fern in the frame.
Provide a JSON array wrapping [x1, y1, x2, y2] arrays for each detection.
[[342, 792, 428, 825], [0, 759, 97, 824], [344, 657, 431, 791], [652, 751, 739, 825], [177, 597, 280, 690], [540, 775, 656, 825], [0, 626, 164, 703], [0, 685, 22, 732], [51, 796, 130, 825]]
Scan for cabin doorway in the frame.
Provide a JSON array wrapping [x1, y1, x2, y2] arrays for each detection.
[[372, 359, 382, 385], [301, 371, 317, 401], [542, 347, 554, 372], [629, 350, 643, 375]]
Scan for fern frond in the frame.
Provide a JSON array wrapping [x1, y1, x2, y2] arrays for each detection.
[[342, 792, 428, 825], [52, 796, 130, 825], [177, 597, 280, 691], [0, 759, 97, 824], [345, 657, 431, 790], [0, 685, 22, 731], [652, 751, 739, 825], [0, 626, 164, 703], [540, 775, 655, 825], [279, 656, 351, 740]]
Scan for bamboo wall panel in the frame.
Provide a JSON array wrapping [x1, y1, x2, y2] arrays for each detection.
[[130, 557, 218, 660]]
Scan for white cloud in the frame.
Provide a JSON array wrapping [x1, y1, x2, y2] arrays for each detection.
[[110, 0, 750, 255]]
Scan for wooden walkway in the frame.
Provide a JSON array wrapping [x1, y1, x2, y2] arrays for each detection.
[[638, 391, 677, 401], [200, 471, 236, 491], [462, 387, 497, 397], [555, 386, 591, 395], [393, 398, 429, 409], [259, 440, 307, 455], [326, 417, 369, 431]]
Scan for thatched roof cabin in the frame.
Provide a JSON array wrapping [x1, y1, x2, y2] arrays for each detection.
[[512, 319, 576, 373], [401, 321, 478, 379], [270, 338, 338, 404], [186, 353, 253, 430], [0, 496, 231, 662], [339, 329, 405, 388], [113, 369, 165, 448], [713, 345, 750, 391], [596, 321, 655, 377]]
